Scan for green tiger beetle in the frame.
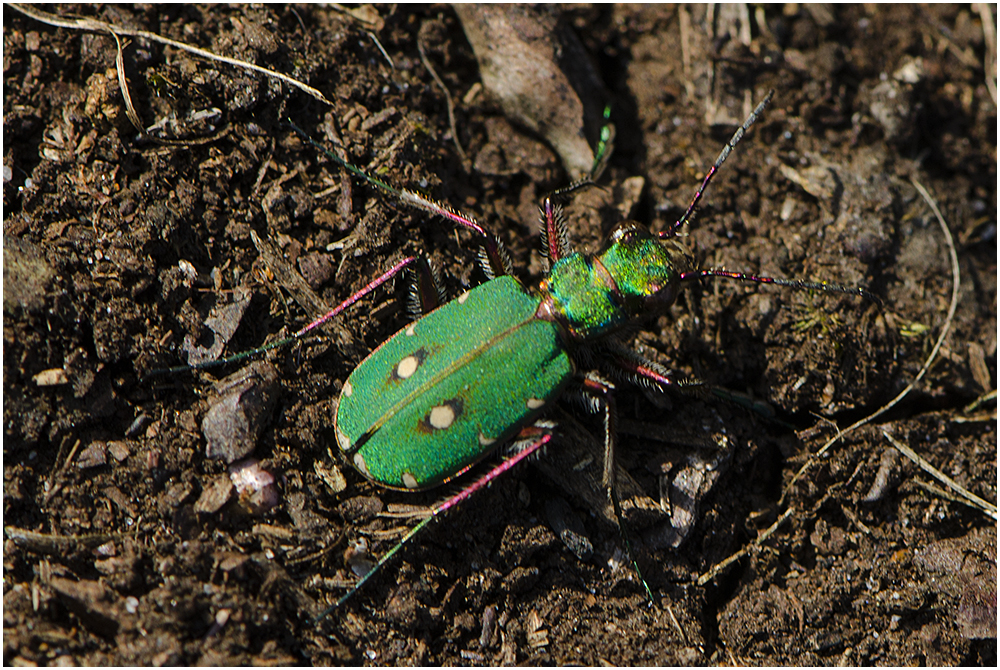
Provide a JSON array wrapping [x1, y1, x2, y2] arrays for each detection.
[[168, 90, 877, 618]]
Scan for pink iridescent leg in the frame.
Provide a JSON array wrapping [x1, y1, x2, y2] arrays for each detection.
[[152, 257, 419, 376], [288, 121, 514, 278], [316, 427, 555, 620]]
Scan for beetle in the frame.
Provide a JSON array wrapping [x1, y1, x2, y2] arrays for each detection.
[[172, 90, 876, 615]]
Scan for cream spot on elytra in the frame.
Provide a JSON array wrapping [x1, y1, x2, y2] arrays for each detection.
[[428, 404, 456, 429], [336, 427, 351, 452], [353, 452, 370, 477], [396, 355, 419, 379]]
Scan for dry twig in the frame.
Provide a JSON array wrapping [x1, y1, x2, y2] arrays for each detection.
[[12, 4, 333, 107], [975, 3, 997, 105], [883, 431, 997, 519], [417, 26, 467, 163]]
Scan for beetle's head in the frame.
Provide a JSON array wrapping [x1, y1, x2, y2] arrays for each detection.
[[599, 220, 690, 317]]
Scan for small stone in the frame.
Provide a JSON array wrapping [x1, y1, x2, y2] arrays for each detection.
[[77, 442, 107, 469], [194, 476, 234, 514], [203, 362, 279, 463], [33, 368, 69, 386]]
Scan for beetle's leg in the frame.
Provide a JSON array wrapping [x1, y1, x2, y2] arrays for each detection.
[[601, 340, 788, 420], [599, 339, 705, 395], [604, 341, 793, 426], [150, 257, 420, 376], [537, 179, 609, 265], [579, 372, 656, 606], [539, 197, 573, 265], [287, 120, 514, 279], [538, 108, 614, 265], [406, 256, 446, 319], [393, 188, 513, 279], [315, 427, 555, 621]]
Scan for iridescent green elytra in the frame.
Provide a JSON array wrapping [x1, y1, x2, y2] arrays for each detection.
[[335, 275, 573, 490]]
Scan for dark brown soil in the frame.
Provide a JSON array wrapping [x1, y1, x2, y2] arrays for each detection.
[[4, 4, 996, 665]]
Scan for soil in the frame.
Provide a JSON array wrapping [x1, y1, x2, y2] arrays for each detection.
[[3, 4, 996, 666]]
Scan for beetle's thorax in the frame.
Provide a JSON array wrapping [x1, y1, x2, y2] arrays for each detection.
[[537, 221, 683, 342]]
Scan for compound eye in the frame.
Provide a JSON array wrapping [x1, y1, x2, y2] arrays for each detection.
[[607, 220, 652, 246], [644, 282, 678, 313]]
